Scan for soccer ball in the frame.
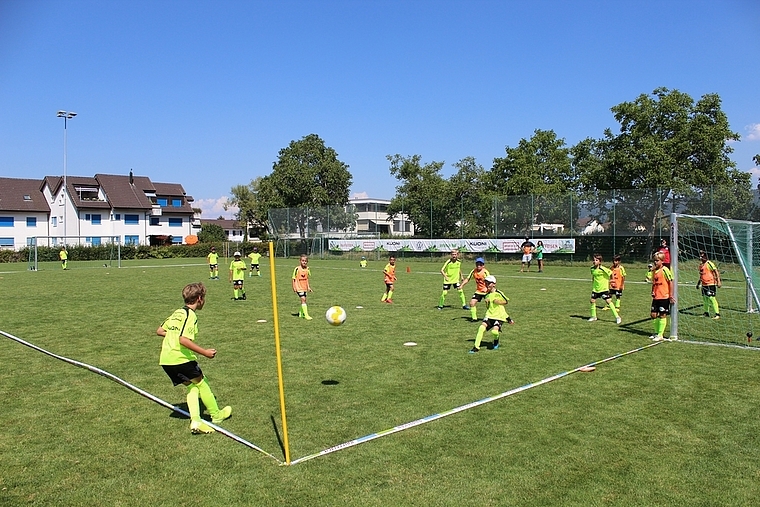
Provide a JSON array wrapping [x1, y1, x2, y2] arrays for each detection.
[[325, 306, 347, 326]]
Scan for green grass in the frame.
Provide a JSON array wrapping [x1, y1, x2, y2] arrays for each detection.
[[2, 257, 760, 506]]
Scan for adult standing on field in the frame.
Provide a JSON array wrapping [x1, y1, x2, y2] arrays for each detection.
[[657, 239, 671, 268], [650, 252, 675, 341], [697, 250, 722, 320], [519, 237, 535, 272], [59, 245, 68, 270]]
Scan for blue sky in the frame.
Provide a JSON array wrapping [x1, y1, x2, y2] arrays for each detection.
[[1, 0, 758, 219]]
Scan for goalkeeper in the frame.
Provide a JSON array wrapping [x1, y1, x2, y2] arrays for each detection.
[[696, 250, 722, 320]]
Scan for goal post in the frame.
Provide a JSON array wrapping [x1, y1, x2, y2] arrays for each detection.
[[28, 236, 122, 271], [671, 214, 760, 346]]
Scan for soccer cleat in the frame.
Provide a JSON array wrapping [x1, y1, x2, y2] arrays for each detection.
[[212, 406, 232, 424], [507, 318, 514, 325], [712, 314, 720, 320], [602, 306, 610, 311], [588, 317, 598, 322], [437, 306, 443, 310], [242, 293, 246, 300], [304, 315, 313, 320], [616, 316, 622, 325], [463, 305, 470, 310], [386, 299, 393, 304], [492, 340, 500, 350], [651, 335, 665, 342], [468, 347, 479, 354], [703, 312, 710, 317], [190, 421, 215, 434]]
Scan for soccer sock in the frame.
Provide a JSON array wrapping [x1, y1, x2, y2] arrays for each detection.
[[301, 303, 309, 317], [381, 293, 387, 302], [657, 317, 667, 336], [387, 290, 393, 300], [210, 270, 214, 278], [609, 304, 619, 319], [615, 299, 621, 310], [702, 296, 710, 314], [439, 291, 447, 307], [299, 306, 304, 317], [474, 326, 486, 349], [470, 306, 477, 320], [710, 297, 720, 315], [590, 304, 597, 318], [458, 290, 466, 306], [234, 289, 239, 299], [186, 384, 201, 422], [491, 328, 500, 339], [196, 378, 220, 415]]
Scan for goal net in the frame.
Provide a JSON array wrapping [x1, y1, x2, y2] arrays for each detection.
[[28, 236, 122, 271], [671, 214, 760, 346]]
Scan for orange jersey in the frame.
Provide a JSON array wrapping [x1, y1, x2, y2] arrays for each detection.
[[651, 267, 673, 299], [292, 266, 311, 291], [699, 261, 719, 285], [610, 265, 627, 290], [383, 263, 396, 284], [467, 267, 490, 294]]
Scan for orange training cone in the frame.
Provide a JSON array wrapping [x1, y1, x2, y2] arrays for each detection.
[[406, 266, 411, 273]]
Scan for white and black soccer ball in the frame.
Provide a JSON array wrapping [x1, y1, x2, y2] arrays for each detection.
[[325, 306, 347, 326]]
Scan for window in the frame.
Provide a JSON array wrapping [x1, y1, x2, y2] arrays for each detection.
[[52, 216, 58, 227], [86, 237, 102, 246], [114, 214, 121, 221], [125, 235, 139, 245], [0, 238, 13, 247], [171, 236, 182, 244], [0, 217, 13, 227], [91, 214, 101, 225], [172, 199, 182, 207], [150, 216, 160, 226], [23, 195, 31, 201], [27, 217, 37, 227], [125, 214, 139, 225], [157, 198, 168, 207], [168, 217, 182, 227]]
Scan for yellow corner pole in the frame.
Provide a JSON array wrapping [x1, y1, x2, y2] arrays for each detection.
[[269, 241, 291, 464]]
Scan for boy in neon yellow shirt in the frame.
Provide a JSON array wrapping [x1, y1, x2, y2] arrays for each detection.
[[229, 251, 247, 300], [589, 253, 621, 324], [470, 275, 513, 353], [59, 246, 68, 270], [157, 282, 232, 434], [207, 246, 219, 279], [247, 247, 262, 278], [438, 249, 467, 310]]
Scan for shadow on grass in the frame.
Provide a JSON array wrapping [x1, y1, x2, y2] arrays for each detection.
[[270, 415, 286, 460]]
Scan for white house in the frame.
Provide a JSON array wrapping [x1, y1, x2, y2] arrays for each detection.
[[349, 198, 414, 237], [0, 178, 51, 250]]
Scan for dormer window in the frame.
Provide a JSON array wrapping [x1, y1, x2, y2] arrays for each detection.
[[23, 195, 31, 201]]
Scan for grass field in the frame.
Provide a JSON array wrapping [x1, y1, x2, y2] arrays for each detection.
[[2, 255, 760, 506]]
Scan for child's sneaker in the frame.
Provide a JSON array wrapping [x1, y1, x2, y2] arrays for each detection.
[[190, 421, 215, 434], [588, 317, 598, 322], [492, 340, 499, 350], [468, 347, 479, 354], [304, 315, 313, 320], [212, 406, 232, 424], [712, 314, 720, 320], [616, 316, 622, 325]]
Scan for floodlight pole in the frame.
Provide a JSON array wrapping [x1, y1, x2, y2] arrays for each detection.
[[57, 110, 77, 241]]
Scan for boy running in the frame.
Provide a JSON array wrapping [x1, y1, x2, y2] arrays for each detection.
[[589, 253, 622, 324], [157, 282, 232, 434], [59, 246, 68, 270], [470, 275, 513, 353], [461, 257, 490, 321], [697, 250, 721, 320], [650, 252, 675, 341], [247, 247, 262, 278], [605, 255, 627, 312], [381, 255, 397, 304], [228, 251, 247, 300], [438, 249, 467, 310], [207, 246, 219, 279], [292, 254, 313, 319]]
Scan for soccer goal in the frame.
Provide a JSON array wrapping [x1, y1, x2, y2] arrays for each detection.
[[671, 214, 760, 346], [28, 236, 122, 271]]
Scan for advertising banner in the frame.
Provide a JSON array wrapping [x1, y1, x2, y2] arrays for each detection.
[[327, 238, 575, 253]]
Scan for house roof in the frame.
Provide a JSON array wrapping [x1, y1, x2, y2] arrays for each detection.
[[0, 177, 49, 212], [66, 176, 111, 209], [202, 219, 244, 229], [95, 173, 154, 209], [153, 182, 195, 212]]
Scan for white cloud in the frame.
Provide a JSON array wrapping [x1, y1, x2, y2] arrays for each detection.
[[351, 191, 369, 199], [745, 123, 760, 141], [195, 196, 237, 219]]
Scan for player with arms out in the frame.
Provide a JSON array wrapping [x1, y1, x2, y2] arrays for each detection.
[[519, 237, 535, 272], [292, 254, 313, 319], [247, 247, 262, 278], [461, 257, 490, 321], [649, 251, 675, 341], [381, 255, 397, 304], [157, 282, 232, 434], [588, 253, 622, 324], [228, 251, 247, 300], [470, 275, 512, 353], [207, 246, 219, 280], [697, 250, 722, 320], [438, 249, 468, 310]]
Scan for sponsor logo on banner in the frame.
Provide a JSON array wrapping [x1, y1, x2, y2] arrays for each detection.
[[362, 242, 376, 250]]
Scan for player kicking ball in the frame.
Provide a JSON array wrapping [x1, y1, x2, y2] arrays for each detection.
[[469, 275, 513, 353]]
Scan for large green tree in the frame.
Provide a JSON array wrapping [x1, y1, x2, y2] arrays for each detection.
[[449, 157, 493, 237], [225, 177, 269, 240]]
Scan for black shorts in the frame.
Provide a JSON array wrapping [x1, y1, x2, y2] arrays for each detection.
[[470, 293, 485, 302], [162, 361, 203, 386], [701, 285, 717, 297], [651, 299, 671, 315], [209, 264, 218, 269], [386, 282, 394, 290], [232, 279, 244, 285], [443, 283, 462, 291], [296, 291, 308, 298], [481, 318, 503, 331], [591, 291, 611, 300], [252, 264, 260, 269], [610, 289, 623, 298]]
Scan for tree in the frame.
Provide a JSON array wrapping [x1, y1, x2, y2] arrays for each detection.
[[225, 177, 269, 240], [386, 154, 456, 238], [259, 134, 353, 238], [197, 223, 226, 243], [449, 157, 493, 237]]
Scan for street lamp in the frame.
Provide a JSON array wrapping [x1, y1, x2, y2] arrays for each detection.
[[56, 110, 77, 240]]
